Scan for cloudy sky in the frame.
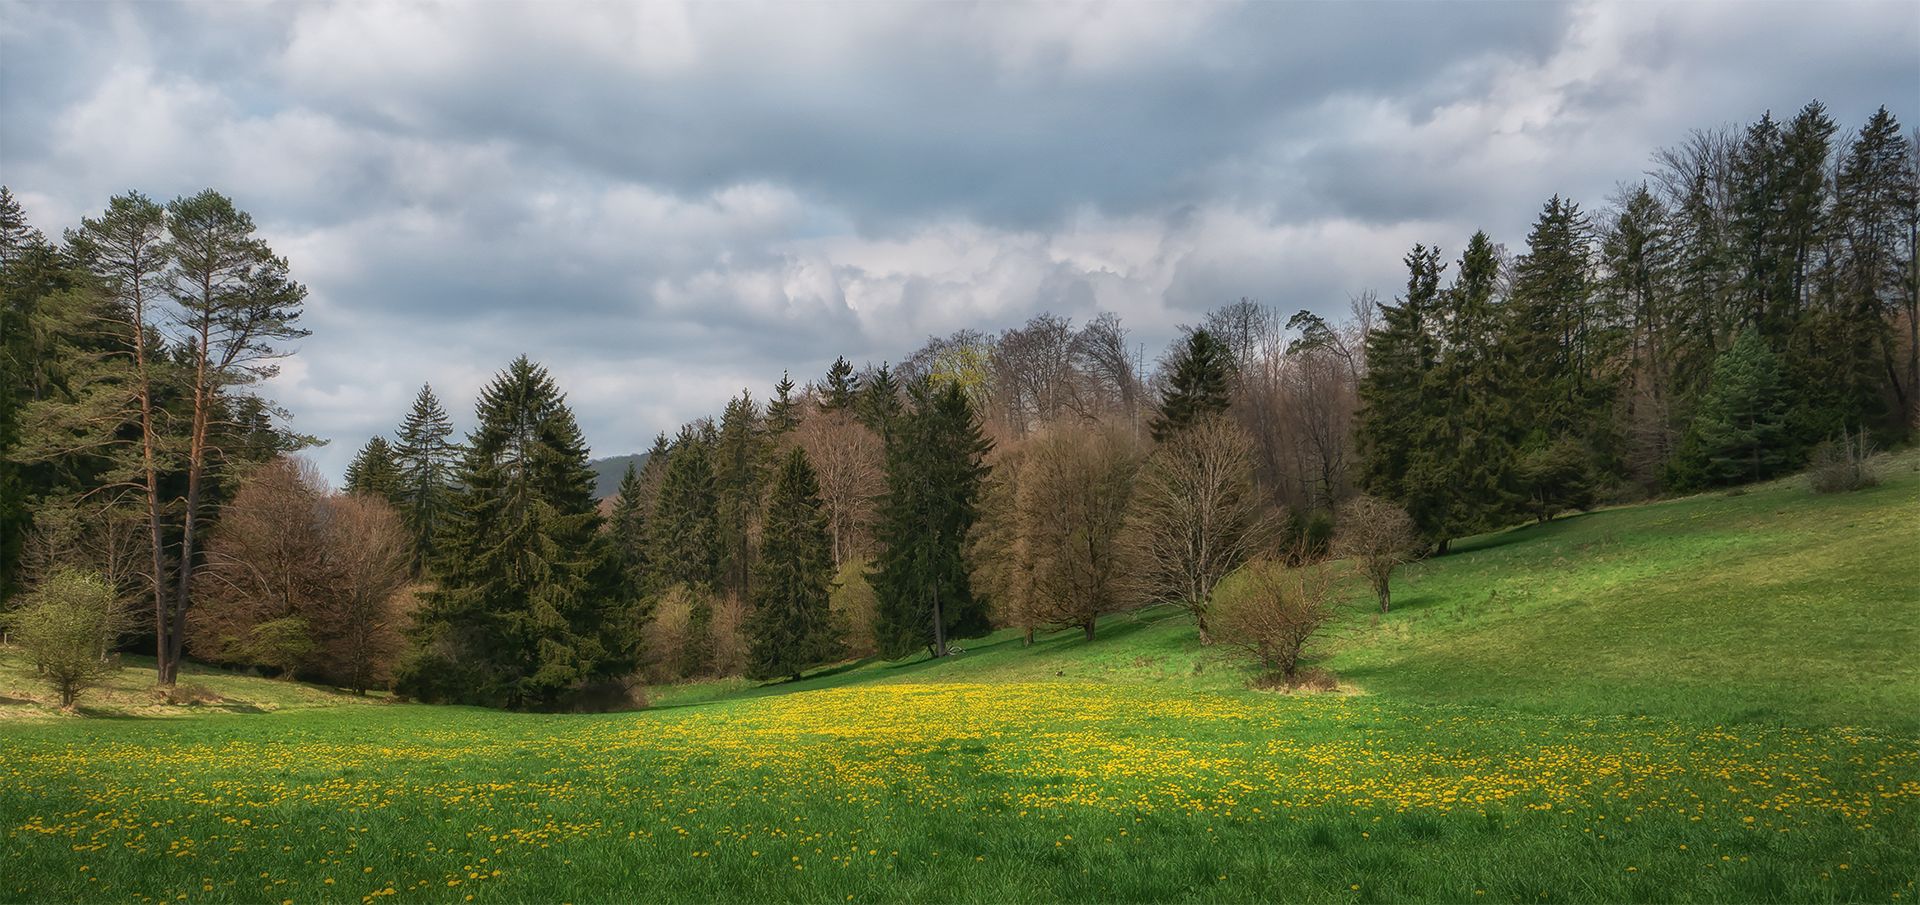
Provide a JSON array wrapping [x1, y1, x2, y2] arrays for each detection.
[[2, 1, 1914, 479]]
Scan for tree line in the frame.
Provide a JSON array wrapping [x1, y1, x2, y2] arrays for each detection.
[[1357, 103, 1917, 548], [2, 98, 1911, 708]]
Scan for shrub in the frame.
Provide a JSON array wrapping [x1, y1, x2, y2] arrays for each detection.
[[5, 569, 130, 709], [1213, 557, 1338, 686], [829, 559, 879, 658], [1808, 428, 1880, 494], [641, 585, 696, 683], [709, 593, 750, 678]]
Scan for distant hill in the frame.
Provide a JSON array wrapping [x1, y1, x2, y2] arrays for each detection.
[[587, 452, 649, 499]]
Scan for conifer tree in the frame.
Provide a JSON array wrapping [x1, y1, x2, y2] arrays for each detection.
[[1408, 232, 1515, 540], [343, 436, 402, 503], [1830, 107, 1915, 435], [766, 372, 799, 436], [713, 391, 764, 598], [651, 424, 721, 675], [1357, 244, 1443, 515], [822, 356, 856, 411], [1603, 184, 1683, 480], [1150, 329, 1233, 441], [1670, 328, 1792, 487], [398, 356, 631, 709], [870, 378, 992, 658], [856, 363, 902, 443], [393, 383, 459, 572], [747, 448, 837, 680], [1506, 196, 1615, 508], [607, 460, 652, 624]]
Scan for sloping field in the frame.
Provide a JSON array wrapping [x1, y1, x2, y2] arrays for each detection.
[[3, 454, 1916, 902]]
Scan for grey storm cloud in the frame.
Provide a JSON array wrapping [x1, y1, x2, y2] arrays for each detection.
[[1, 0, 1914, 479]]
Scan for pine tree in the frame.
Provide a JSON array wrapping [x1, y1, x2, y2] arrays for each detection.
[[1150, 329, 1233, 441], [1670, 328, 1792, 488], [748, 448, 838, 681], [870, 378, 992, 658], [651, 424, 721, 675], [393, 383, 459, 573], [823, 356, 856, 411], [343, 436, 403, 504], [398, 356, 631, 709], [713, 391, 764, 598]]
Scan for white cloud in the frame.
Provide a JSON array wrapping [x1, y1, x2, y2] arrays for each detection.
[[4, 0, 1912, 482]]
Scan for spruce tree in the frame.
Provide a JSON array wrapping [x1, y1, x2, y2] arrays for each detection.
[[1507, 196, 1614, 507], [766, 372, 799, 436], [1670, 328, 1792, 488], [823, 356, 856, 411], [1357, 244, 1443, 513], [1829, 107, 1914, 436], [393, 383, 459, 573], [713, 391, 765, 598], [399, 356, 631, 709], [1150, 329, 1233, 441], [870, 378, 992, 658], [856, 363, 902, 443], [748, 448, 838, 681], [651, 424, 721, 675], [607, 460, 652, 625], [1408, 232, 1516, 540], [343, 436, 403, 504], [1602, 184, 1684, 481]]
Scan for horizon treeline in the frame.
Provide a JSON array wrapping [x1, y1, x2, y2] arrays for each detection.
[[2, 98, 1914, 708]]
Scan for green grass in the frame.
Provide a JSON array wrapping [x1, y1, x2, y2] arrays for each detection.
[[3, 453, 1916, 903]]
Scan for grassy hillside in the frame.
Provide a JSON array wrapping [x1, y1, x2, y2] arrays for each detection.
[[2, 453, 1915, 902], [658, 449, 1920, 731]]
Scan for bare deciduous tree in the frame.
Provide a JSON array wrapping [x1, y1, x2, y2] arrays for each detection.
[[793, 408, 884, 566], [189, 457, 413, 690], [1121, 416, 1272, 643], [1336, 494, 1419, 613], [315, 495, 413, 693], [975, 422, 1140, 642]]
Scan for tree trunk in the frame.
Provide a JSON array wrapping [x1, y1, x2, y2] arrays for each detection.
[[166, 309, 216, 687], [131, 283, 174, 688], [930, 583, 946, 658], [1082, 621, 1095, 642]]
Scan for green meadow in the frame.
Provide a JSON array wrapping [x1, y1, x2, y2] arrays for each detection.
[[4, 454, 1917, 903]]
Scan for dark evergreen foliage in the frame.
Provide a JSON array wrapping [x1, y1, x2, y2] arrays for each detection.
[[870, 378, 992, 659], [747, 448, 838, 680], [397, 356, 634, 710], [1150, 329, 1234, 442], [1670, 329, 1794, 488], [394, 384, 460, 573], [343, 436, 402, 503], [651, 424, 721, 675], [823, 356, 856, 411]]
